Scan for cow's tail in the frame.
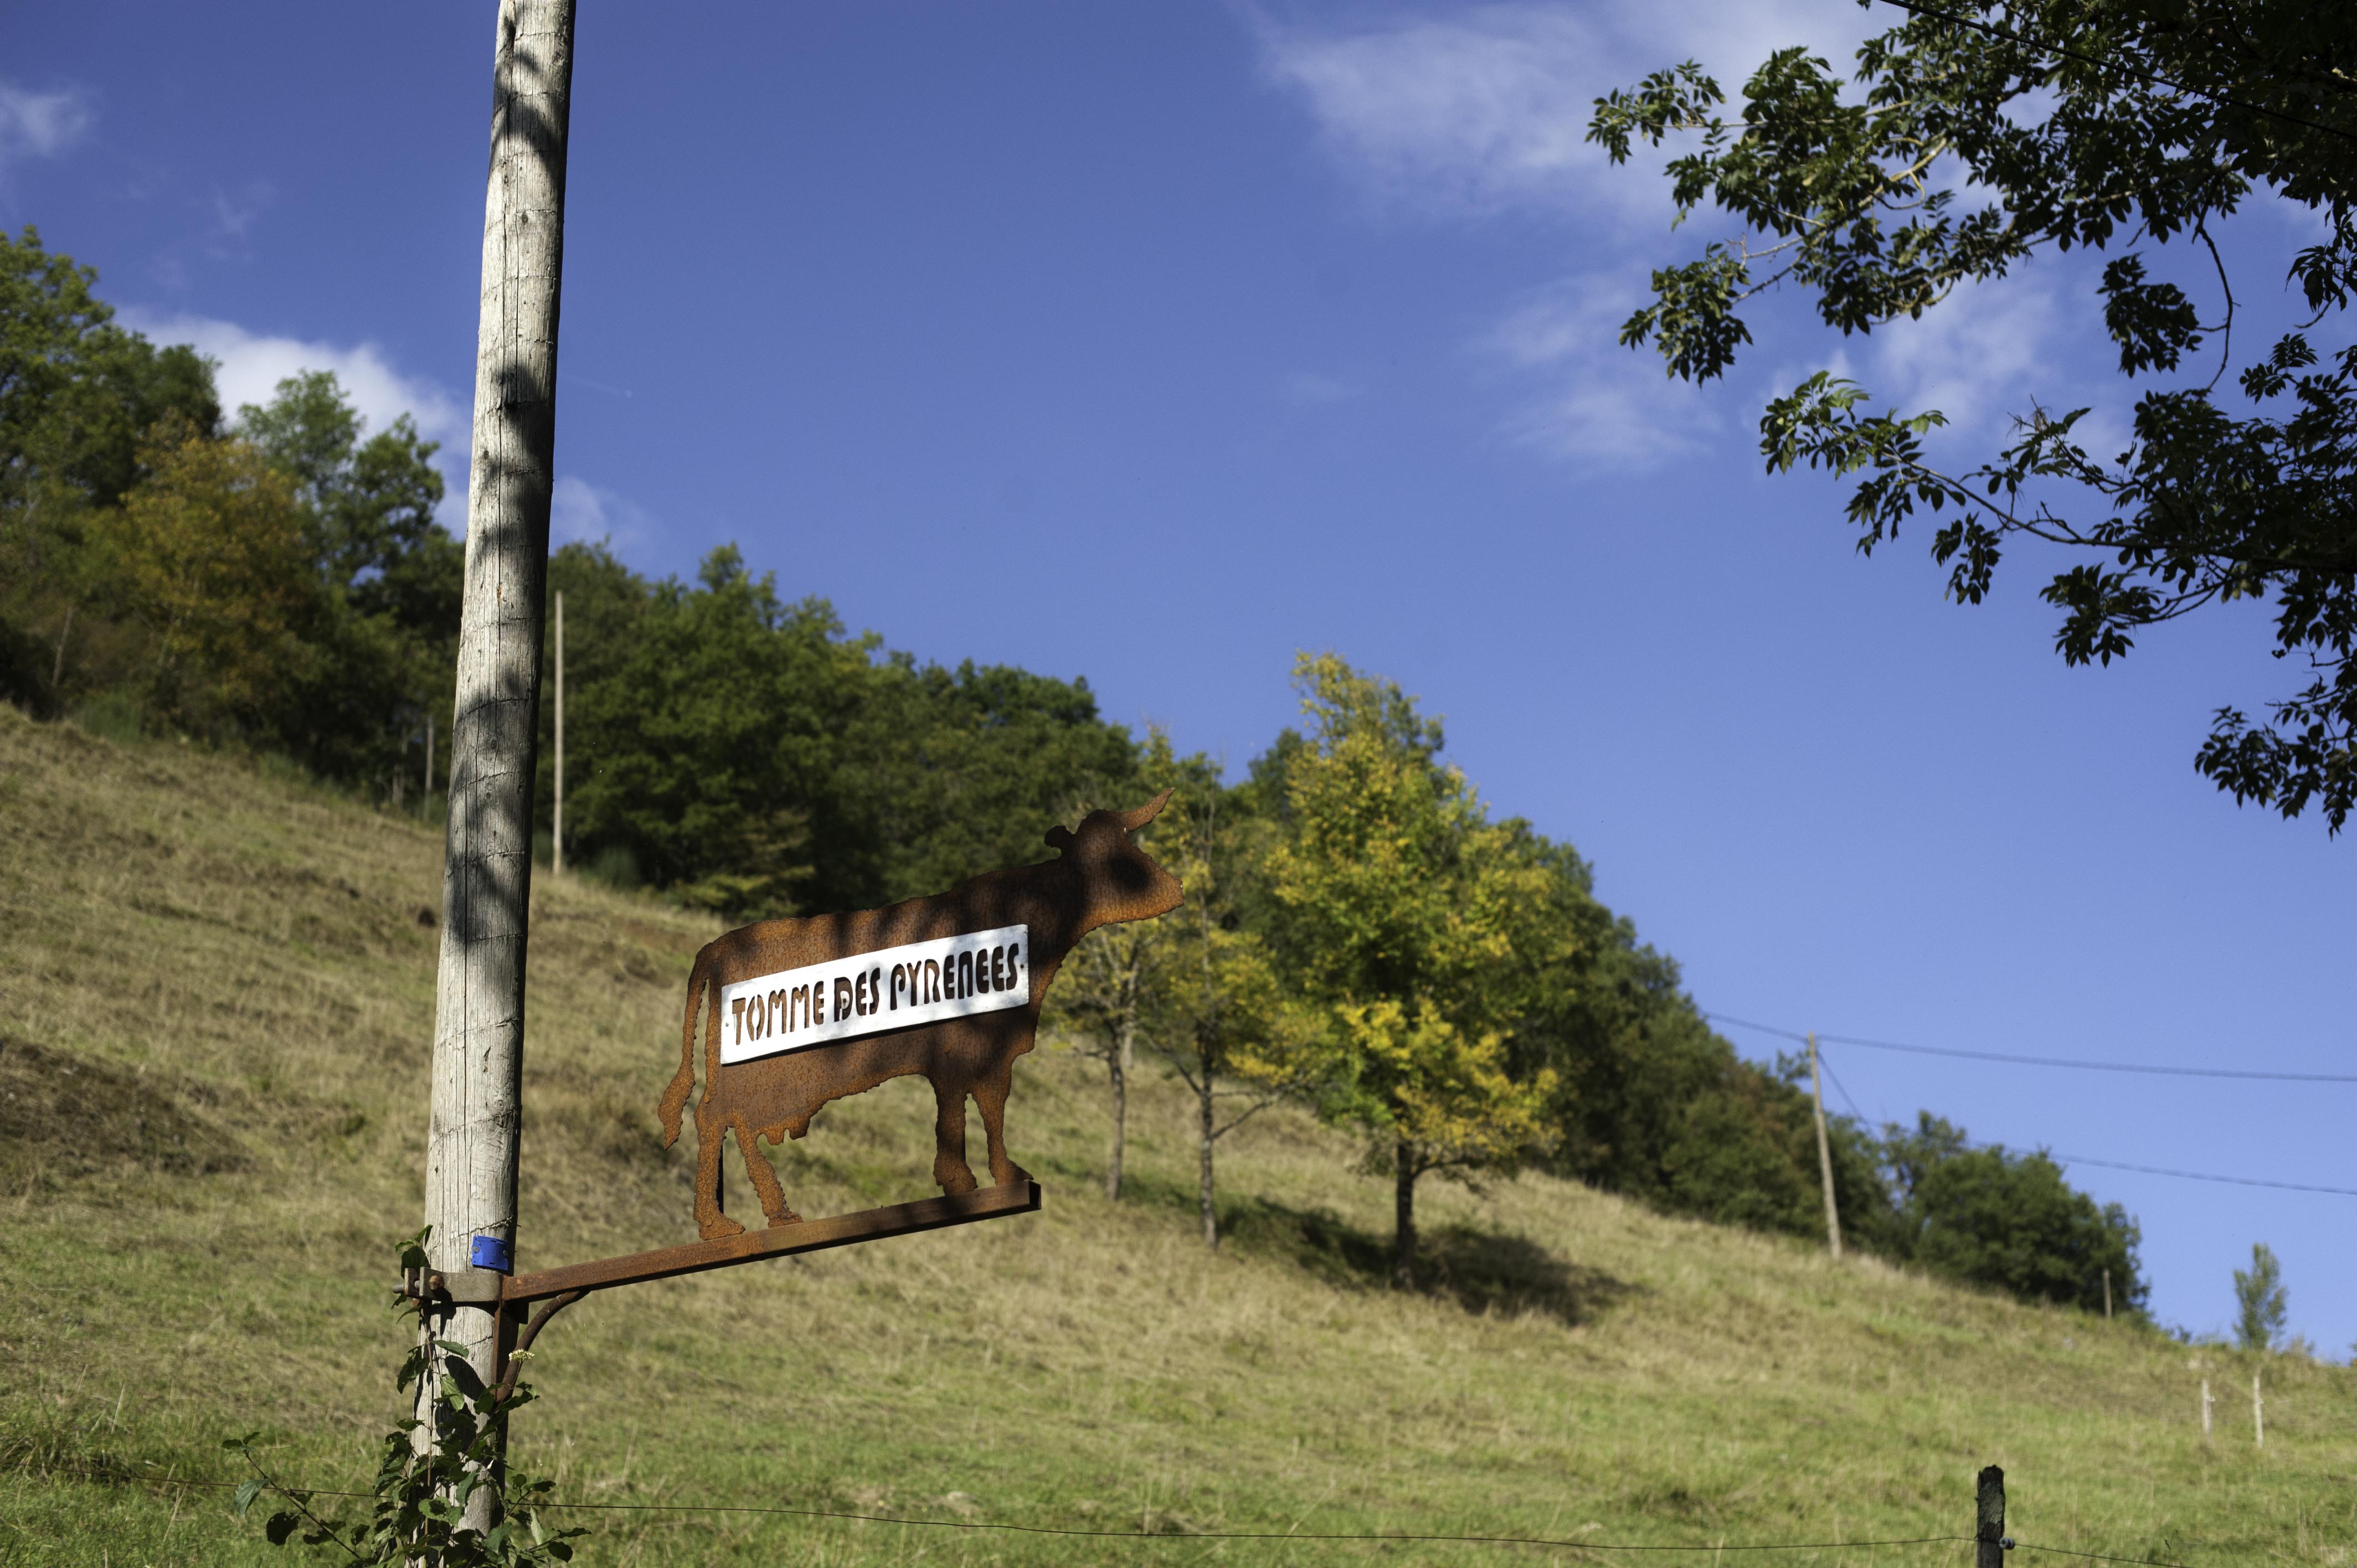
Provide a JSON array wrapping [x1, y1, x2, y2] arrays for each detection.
[[660, 945, 713, 1149]]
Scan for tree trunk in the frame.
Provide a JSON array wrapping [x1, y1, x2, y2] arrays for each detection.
[[49, 602, 73, 695], [421, 0, 574, 1528], [1392, 1140, 1418, 1289], [1105, 1015, 1128, 1202], [1197, 1045, 1217, 1247]]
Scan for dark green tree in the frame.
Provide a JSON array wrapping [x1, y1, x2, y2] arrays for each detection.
[[1881, 1113, 2146, 1313], [1592, 1, 2357, 826], [0, 227, 218, 711], [230, 373, 457, 785]]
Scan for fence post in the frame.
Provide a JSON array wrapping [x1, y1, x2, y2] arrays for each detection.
[[2253, 1372, 2264, 1448], [1975, 1465, 2006, 1568], [2201, 1377, 2212, 1441]]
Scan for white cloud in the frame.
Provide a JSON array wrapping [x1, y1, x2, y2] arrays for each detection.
[[1481, 271, 1723, 466], [1869, 280, 2067, 438], [1254, 1, 1877, 224], [121, 309, 465, 445], [1254, 3, 2075, 472], [119, 308, 469, 521], [550, 475, 655, 555], [0, 84, 92, 173], [1259, 8, 1607, 218]]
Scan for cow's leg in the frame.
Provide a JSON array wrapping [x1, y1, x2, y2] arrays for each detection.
[[929, 1076, 980, 1195], [971, 1065, 1030, 1189], [694, 1101, 744, 1240], [742, 1127, 801, 1227]]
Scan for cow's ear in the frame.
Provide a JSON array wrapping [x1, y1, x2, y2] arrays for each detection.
[[1045, 825, 1074, 852]]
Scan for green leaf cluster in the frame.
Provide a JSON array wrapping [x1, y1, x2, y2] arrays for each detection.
[[224, 1233, 585, 1566], [1593, 1, 2357, 828], [2232, 1240, 2288, 1350]]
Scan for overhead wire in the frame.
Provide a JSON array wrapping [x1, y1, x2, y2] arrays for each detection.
[[1702, 1013, 2357, 1084], [1704, 1013, 2357, 1196]]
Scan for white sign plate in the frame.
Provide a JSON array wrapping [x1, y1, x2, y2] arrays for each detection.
[[717, 924, 1031, 1066]]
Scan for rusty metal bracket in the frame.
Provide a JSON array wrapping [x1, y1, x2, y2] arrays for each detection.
[[399, 1181, 1042, 1386]]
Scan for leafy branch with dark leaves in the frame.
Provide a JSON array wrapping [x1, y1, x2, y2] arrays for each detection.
[[1591, 0, 2357, 828], [224, 1232, 585, 1567]]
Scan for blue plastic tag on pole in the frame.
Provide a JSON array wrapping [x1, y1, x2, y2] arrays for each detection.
[[470, 1234, 513, 1273]]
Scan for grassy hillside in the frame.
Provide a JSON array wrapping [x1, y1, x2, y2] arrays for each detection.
[[2, 702, 2350, 1567]]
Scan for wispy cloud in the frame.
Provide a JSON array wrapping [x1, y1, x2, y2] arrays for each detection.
[[1253, 2, 1979, 470], [551, 475, 656, 556], [1482, 272, 1723, 466], [1254, 1, 1876, 225], [1284, 370, 1363, 406], [0, 84, 93, 174], [1258, 8, 1608, 219]]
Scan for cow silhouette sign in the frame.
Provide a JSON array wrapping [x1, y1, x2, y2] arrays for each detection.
[[658, 791, 1182, 1239]]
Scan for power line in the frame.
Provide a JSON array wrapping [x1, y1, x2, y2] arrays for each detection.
[[1816, 1046, 1869, 1124], [1703, 1013, 2357, 1084], [2051, 1153, 2357, 1199], [1868, 0, 2357, 147]]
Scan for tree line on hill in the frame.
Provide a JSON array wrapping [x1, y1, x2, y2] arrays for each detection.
[[0, 225, 2144, 1317]]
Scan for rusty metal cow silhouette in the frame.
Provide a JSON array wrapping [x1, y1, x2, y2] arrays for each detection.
[[658, 792, 1181, 1239]]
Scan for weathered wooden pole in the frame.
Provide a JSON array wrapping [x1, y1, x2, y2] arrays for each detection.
[[553, 589, 565, 874], [1975, 1465, 2006, 1568], [422, 0, 575, 1521], [1808, 1031, 1842, 1258]]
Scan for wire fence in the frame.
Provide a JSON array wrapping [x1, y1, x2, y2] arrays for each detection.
[[132, 1473, 2190, 1563]]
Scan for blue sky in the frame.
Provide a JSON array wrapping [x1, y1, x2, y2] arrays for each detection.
[[8, 1, 2350, 1353]]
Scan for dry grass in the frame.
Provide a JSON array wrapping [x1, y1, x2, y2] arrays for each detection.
[[1, 702, 2350, 1567]]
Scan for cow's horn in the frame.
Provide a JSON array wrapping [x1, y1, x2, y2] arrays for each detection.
[[1116, 788, 1175, 832]]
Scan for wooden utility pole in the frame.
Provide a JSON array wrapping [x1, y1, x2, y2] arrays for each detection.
[[553, 589, 564, 874], [423, 0, 575, 1525], [2201, 1377, 2213, 1440], [1808, 1031, 1842, 1258], [424, 714, 435, 804], [2102, 1267, 2112, 1319], [2253, 1373, 2265, 1447]]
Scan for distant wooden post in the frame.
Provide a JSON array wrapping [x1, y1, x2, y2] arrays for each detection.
[[1808, 1032, 1841, 1258], [423, 0, 576, 1532], [1975, 1465, 2006, 1568], [2201, 1376, 2213, 1440], [553, 589, 564, 874], [2102, 1267, 2112, 1319], [2253, 1372, 2265, 1447], [424, 714, 435, 803]]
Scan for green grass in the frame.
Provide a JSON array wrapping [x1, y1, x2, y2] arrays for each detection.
[[1, 700, 2350, 1567]]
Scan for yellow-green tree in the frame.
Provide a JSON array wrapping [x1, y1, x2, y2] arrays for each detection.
[[1267, 652, 1557, 1287], [1138, 741, 1323, 1248], [98, 423, 313, 735]]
